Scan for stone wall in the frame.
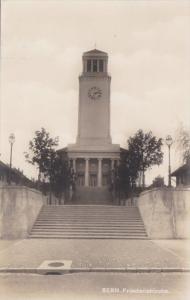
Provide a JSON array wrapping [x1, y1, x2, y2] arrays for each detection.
[[0, 186, 46, 239], [138, 188, 190, 239]]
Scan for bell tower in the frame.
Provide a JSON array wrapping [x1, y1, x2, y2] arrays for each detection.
[[67, 49, 120, 190], [77, 49, 112, 146]]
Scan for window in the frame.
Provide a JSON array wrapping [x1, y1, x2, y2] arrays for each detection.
[[99, 60, 104, 72], [87, 60, 91, 72], [93, 60, 98, 72]]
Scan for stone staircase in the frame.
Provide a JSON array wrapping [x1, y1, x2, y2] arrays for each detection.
[[29, 205, 148, 239]]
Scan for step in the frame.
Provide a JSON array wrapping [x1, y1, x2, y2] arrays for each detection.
[[42, 207, 138, 210], [35, 220, 143, 223], [36, 220, 142, 224], [32, 228, 145, 234], [35, 222, 144, 227], [38, 214, 141, 216], [41, 207, 138, 210], [39, 214, 141, 218], [40, 208, 140, 211], [37, 215, 142, 218], [30, 233, 147, 237], [41, 212, 139, 214], [33, 224, 145, 228], [35, 221, 143, 225], [29, 205, 147, 240], [30, 235, 147, 239], [29, 231, 146, 233], [29, 236, 148, 239], [42, 206, 138, 209], [30, 230, 146, 234], [30, 231, 145, 234], [39, 216, 141, 219], [37, 219, 142, 221], [38, 216, 141, 219], [38, 216, 141, 222], [42, 211, 139, 213]]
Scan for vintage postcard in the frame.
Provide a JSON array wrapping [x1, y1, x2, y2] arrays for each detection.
[[0, 0, 190, 299]]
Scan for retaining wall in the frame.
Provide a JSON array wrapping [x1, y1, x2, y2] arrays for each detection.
[[138, 187, 190, 239], [0, 186, 46, 239]]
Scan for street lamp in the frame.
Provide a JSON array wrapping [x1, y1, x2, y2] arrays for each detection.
[[165, 135, 173, 187], [9, 133, 15, 183]]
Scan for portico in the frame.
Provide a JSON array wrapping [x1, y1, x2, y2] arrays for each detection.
[[69, 156, 119, 187]]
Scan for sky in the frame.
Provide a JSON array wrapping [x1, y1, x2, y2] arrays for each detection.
[[1, 0, 190, 185]]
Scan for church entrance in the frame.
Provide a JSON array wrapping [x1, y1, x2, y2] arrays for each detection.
[[102, 174, 109, 186], [73, 157, 114, 188], [102, 159, 111, 186], [77, 175, 85, 186], [89, 159, 98, 187], [76, 159, 85, 187], [89, 175, 97, 187]]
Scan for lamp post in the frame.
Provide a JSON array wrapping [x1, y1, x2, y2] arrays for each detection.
[[165, 135, 173, 187], [9, 133, 15, 184]]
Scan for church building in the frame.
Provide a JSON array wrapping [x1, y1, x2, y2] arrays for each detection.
[[67, 49, 120, 190], [29, 49, 148, 239]]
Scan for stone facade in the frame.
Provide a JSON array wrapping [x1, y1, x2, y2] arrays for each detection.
[[0, 186, 46, 239], [67, 49, 120, 187], [138, 187, 190, 238]]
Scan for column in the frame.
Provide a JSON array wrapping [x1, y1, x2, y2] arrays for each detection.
[[111, 159, 115, 170], [85, 158, 89, 187], [69, 159, 72, 168], [98, 158, 102, 187]]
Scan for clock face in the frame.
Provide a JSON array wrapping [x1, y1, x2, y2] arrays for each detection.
[[88, 87, 102, 100]]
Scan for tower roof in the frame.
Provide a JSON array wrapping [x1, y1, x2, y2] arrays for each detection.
[[83, 49, 108, 57]]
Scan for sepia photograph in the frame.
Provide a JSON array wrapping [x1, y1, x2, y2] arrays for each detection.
[[0, 0, 190, 299]]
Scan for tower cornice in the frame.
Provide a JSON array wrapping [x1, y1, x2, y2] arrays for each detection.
[[83, 49, 108, 57]]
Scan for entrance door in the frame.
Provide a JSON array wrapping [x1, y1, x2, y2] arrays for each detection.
[[102, 160, 111, 186], [89, 160, 98, 187], [89, 174, 97, 187], [77, 175, 85, 186], [76, 159, 85, 186], [102, 174, 110, 186]]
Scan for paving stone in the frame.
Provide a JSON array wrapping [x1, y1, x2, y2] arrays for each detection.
[[0, 239, 189, 270]]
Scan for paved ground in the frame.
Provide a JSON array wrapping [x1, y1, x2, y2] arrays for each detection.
[[0, 240, 18, 251], [153, 240, 190, 262], [0, 273, 190, 300], [0, 239, 190, 269], [1, 239, 190, 300]]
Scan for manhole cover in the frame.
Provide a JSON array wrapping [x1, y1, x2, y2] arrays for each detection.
[[48, 262, 65, 268], [37, 260, 72, 275]]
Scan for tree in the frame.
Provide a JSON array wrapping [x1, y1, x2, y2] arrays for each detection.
[[25, 128, 72, 202], [126, 130, 163, 187], [119, 162, 132, 200], [24, 128, 59, 182], [120, 148, 140, 184], [176, 124, 190, 164], [50, 151, 71, 203]]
